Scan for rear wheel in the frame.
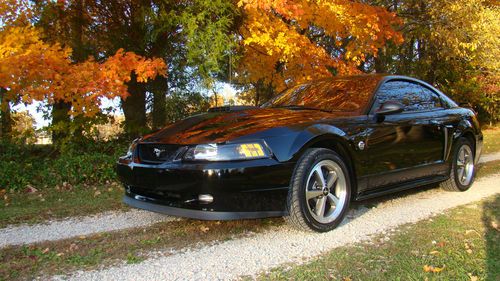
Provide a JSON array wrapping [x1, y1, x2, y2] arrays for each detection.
[[286, 148, 351, 232], [440, 137, 475, 192]]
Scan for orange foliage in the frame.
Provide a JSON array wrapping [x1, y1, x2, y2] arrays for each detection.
[[0, 26, 166, 117], [238, 0, 403, 91]]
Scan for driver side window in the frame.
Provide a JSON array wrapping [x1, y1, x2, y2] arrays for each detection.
[[372, 80, 442, 113]]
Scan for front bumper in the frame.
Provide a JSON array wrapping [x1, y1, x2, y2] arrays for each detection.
[[117, 158, 295, 219]]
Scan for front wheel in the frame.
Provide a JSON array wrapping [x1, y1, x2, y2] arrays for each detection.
[[440, 137, 475, 192], [285, 148, 351, 232]]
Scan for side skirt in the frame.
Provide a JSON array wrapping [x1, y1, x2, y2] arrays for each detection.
[[354, 175, 448, 201]]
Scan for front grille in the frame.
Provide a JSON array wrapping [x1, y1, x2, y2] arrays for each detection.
[[137, 143, 184, 164]]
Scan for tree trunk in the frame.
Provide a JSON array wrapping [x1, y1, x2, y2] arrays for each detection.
[[0, 88, 12, 142], [51, 0, 87, 145], [51, 101, 72, 145], [122, 74, 147, 137], [374, 48, 387, 73], [151, 76, 167, 130]]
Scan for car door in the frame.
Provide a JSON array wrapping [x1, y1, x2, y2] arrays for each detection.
[[364, 80, 446, 189]]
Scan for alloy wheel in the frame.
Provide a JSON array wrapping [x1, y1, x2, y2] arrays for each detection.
[[305, 160, 348, 224], [457, 144, 474, 186]]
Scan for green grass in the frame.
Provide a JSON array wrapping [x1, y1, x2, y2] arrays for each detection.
[[0, 183, 126, 228], [483, 127, 500, 155], [261, 195, 500, 281]]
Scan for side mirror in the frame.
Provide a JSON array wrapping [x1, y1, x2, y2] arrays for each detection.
[[375, 101, 404, 116]]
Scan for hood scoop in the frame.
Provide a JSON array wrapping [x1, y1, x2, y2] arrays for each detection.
[[208, 106, 257, 113]]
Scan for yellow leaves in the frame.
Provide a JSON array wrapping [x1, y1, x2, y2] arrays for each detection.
[[423, 264, 445, 273], [238, 0, 402, 93]]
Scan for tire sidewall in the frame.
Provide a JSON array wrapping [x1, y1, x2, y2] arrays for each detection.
[[293, 149, 351, 232], [451, 138, 475, 191]]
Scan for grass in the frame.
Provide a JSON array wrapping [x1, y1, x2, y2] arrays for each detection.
[[0, 183, 126, 228], [482, 127, 500, 155], [0, 217, 283, 280], [260, 195, 500, 281]]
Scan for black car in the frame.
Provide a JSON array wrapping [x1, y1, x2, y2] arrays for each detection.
[[117, 74, 482, 232]]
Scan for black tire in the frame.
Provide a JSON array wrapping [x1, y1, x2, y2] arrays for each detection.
[[440, 137, 475, 192], [285, 148, 352, 232]]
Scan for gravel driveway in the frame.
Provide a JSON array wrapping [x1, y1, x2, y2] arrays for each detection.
[[55, 173, 500, 281], [0, 210, 174, 248]]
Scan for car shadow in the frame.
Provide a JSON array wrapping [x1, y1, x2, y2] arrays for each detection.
[[482, 194, 499, 281], [343, 182, 441, 223]]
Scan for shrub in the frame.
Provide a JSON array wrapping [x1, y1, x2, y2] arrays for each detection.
[[0, 140, 128, 191]]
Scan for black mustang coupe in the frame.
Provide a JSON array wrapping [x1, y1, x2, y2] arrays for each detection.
[[117, 75, 482, 232]]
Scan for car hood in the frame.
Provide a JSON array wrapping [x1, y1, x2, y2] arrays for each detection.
[[141, 108, 355, 145]]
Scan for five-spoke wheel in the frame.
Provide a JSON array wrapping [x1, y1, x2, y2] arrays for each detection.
[[286, 148, 351, 232], [441, 137, 476, 192], [305, 160, 348, 224]]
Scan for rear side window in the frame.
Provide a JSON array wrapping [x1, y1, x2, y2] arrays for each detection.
[[373, 80, 443, 113]]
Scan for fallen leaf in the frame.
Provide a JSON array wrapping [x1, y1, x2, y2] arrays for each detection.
[[69, 243, 79, 252], [25, 185, 38, 193], [429, 250, 439, 255], [57, 252, 64, 257], [468, 273, 478, 281], [343, 277, 352, 281], [423, 265, 445, 273], [0, 189, 5, 196], [199, 225, 210, 233], [107, 187, 113, 192], [465, 229, 475, 235], [491, 221, 499, 230], [94, 190, 101, 197], [42, 248, 50, 254], [437, 241, 446, 247], [79, 235, 86, 239]]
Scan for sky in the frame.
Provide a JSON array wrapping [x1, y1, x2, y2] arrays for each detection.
[[13, 83, 239, 129]]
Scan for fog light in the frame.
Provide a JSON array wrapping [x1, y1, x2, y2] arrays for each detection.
[[198, 194, 214, 203]]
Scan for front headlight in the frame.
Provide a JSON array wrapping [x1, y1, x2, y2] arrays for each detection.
[[183, 141, 271, 161]]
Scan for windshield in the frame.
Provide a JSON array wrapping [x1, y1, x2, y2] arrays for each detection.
[[262, 75, 382, 113]]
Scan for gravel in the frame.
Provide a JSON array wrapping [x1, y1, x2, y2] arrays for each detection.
[[478, 151, 500, 163], [57, 174, 500, 281], [0, 209, 174, 248]]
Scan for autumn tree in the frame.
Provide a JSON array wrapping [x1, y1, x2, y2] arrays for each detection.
[[366, 0, 500, 123], [84, 0, 236, 133], [235, 0, 403, 105], [0, 2, 167, 142]]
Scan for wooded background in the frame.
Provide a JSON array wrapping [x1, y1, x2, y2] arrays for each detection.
[[0, 0, 499, 191]]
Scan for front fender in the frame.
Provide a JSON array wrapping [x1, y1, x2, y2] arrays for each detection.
[[452, 111, 483, 163], [264, 124, 350, 163]]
